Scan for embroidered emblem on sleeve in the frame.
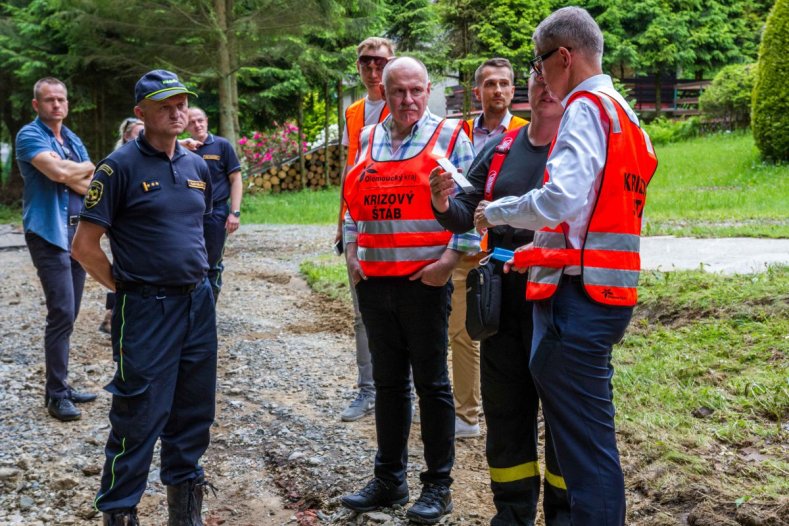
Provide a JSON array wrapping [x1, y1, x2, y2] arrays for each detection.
[[85, 180, 104, 209], [96, 163, 114, 177]]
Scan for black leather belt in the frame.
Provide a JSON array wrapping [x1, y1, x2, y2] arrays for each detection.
[[68, 215, 80, 226], [115, 280, 199, 297]]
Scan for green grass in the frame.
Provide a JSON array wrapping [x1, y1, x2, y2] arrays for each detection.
[[300, 259, 789, 505], [646, 132, 789, 238], [0, 204, 21, 224], [618, 266, 788, 501], [242, 187, 338, 225], [300, 256, 350, 300]]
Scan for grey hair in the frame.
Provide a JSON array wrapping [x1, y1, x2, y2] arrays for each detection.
[[533, 7, 603, 65], [381, 56, 429, 89]]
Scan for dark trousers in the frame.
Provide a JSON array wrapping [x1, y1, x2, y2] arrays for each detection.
[[481, 267, 570, 526], [204, 203, 229, 300], [356, 278, 455, 487], [530, 276, 633, 526], [94, 279, 217, 512], [25, 228, 86, 401]]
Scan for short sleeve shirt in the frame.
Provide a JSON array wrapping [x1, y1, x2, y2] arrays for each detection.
[[80, 132, 213, 286], [193, 134, 241, 204], [15, 118, 91, 250]]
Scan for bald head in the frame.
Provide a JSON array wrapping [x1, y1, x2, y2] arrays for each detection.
[[382, 57, 429, 90]]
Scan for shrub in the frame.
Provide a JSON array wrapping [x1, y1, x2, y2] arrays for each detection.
[[699, 63, 757, 130], [238, 122, 308, 176], [643, 117, 700, 145], [752, 0, 789, 161]]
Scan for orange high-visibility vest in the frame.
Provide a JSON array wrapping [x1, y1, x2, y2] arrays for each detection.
[[343, 119, 464, 277], [345, 98, 390, 168], [462, 115, 528, 146], [525, 89, 658, 307]]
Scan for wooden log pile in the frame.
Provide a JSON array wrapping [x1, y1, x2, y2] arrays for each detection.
[[247, 143, 343, 194]]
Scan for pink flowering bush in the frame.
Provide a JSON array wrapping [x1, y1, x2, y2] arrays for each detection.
[[238, 122, 308, 174]]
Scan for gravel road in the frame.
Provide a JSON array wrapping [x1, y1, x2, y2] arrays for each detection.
[[0, 224, 785, 526]]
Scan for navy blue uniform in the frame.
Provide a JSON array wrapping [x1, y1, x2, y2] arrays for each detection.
[[81, 132, 218, 513], [194, 133, 241, 298]]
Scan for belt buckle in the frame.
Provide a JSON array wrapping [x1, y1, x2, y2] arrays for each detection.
[[68, 215, 79, 226]]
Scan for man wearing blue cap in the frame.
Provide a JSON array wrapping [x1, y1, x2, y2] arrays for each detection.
[[72, 69, 217, 526]]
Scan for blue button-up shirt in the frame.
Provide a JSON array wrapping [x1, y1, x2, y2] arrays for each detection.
[[15, 117, 90, 250]]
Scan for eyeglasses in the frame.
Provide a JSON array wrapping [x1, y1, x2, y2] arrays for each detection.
[[357, 55, 390, 69], [528, 47, 571, 77]]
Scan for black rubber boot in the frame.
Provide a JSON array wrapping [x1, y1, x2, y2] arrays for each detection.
[[102, 508, 139, 525], [167, 477, 215, 526]]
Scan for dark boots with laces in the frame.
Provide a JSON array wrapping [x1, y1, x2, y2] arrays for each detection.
[[102, 508, 139, 526], [406, 483, 453, 524], [166, 476, 215, 526]]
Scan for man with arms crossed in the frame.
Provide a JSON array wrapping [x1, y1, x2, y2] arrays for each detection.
[[15, 77, 97, 422]]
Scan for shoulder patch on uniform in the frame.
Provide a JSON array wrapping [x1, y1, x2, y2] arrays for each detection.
[[85, 180, 104, 209], [202, 154, 221, 161], [187, 179, 206, 191], [96, 163, 113, 177]]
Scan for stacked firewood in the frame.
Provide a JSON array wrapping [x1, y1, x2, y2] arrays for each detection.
[[246, 143, 344, 193]]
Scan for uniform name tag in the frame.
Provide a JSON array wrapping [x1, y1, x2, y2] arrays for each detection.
[[141, 180, 161, 192], [202, 154, 221, 161], [187, 179, 206, 191]]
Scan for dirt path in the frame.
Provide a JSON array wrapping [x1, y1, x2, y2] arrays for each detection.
[[0, 225, 784, 525]]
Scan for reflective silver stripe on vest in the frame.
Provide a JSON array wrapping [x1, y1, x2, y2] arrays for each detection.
[[528, 265, 562, 285], [583, 267, 640, 288], [359, 245, 446, 262], [531, 231, 565, 286], [597, 87, 640, 127], [642, 128, 655, 155], [358, 219, 444, 234], [597, 94, 621, 134], [533, 230, 566, 248], [585, 232, 640, 252], [431, 119, 461, 159]]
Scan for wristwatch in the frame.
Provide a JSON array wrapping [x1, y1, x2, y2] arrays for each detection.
[[232, 210, 241, 218]]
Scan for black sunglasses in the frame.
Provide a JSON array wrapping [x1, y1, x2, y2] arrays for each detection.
[[528, 47, 571, 76], [357, 55, 390, 68]]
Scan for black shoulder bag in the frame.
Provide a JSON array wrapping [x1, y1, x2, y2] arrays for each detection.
[[465, 127, 520, 341]]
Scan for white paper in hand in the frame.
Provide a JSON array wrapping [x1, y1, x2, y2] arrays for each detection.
[[437, 157, 474, 193]]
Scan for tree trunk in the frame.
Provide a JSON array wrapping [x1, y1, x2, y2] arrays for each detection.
[[336, 79, 344, 173], [215, 0, 239, 148], [297, 94, 306, 187], [324, 81, 330, 186]]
